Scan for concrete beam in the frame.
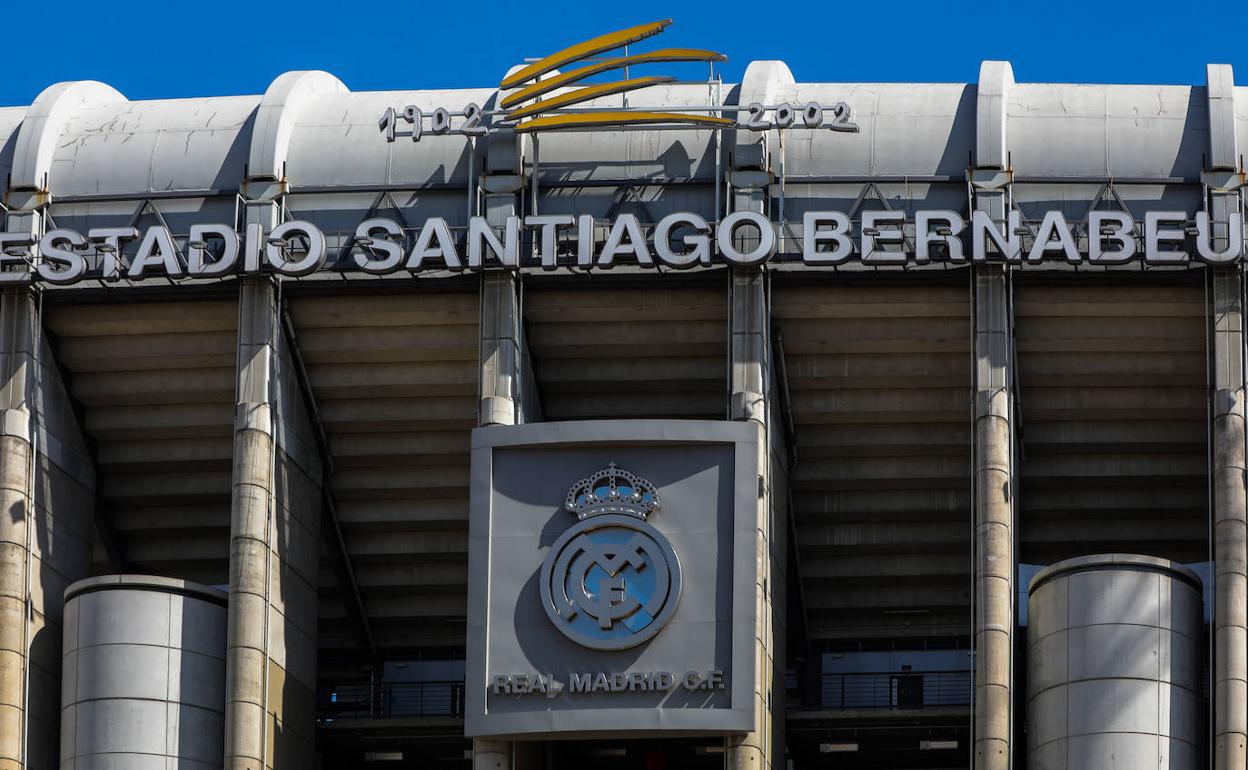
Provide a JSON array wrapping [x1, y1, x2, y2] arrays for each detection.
[[792, 487, 970, 517], [807, 609, 972, 641], [805, 584, 970, 610], [798, 521, 969, 550], [803, 553, 970, 580]]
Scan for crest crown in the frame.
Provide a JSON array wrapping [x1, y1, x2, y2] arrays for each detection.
[[565, 462, 660, 520]]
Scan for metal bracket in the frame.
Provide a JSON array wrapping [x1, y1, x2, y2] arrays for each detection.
[[2, 190, 50, 213], [480, 174, 527, 194], [240, 178, 288, 202], [969, 168, 1014, 191], [1202, 169, 1247, 193], [728, 170, 773, 191]]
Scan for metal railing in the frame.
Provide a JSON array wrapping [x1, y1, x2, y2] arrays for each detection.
[[318, 671, 971, 718], [813, 671, 972, 710], [317, 680, 466, 720]]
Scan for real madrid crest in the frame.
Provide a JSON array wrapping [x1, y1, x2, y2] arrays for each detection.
[[539, 463, 682, 651]]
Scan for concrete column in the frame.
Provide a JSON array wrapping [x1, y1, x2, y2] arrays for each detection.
[[472, 102, 532, 766], [224, 275, 279, 770], [480, 274, 531, 427], [474, 284, 520, 770], [1206, 62, 1248, 770], [972, 265, 1013, 770], [472, 737, 512, 770], [1212, 266, 1246, 770], [970, 60, 1016, 770], [478, 84, 539, 430], [224, 270, 322, 770], [726, 63, 791, 766], [0, 225, 95, 769], [2, 82, 122, 768], [472, 260, 519, 770], [727, 268, 784, 770], [0, 297, 96, 770], [227, 70, 347, 770], [730, 271, 767, 425], [0, 290, 39, 770]]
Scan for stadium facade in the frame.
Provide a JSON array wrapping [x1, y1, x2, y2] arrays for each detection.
[[0, 19, 1246, 770]]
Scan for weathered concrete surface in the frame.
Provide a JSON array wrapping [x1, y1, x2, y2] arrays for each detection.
[[0, 287, 94, 770], [974, 265, 1013, 770], [224, 276, 322, 770], [1213, 266, 1248, 770], [727, 269, 785, 770]]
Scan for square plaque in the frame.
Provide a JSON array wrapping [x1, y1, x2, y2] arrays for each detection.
[[465, 419, 760, 738]]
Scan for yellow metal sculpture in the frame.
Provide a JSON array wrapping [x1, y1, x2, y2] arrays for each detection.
[[506, 77, 675, 121], [499, 20, 673, 89], [499, 20, 728, 133], [498, 49, 727, 110]]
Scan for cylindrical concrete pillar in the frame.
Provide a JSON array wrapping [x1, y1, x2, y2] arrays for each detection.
[[1026, 554, 1202, 770], [0, 288, 39, 770], [728, 271, 778, 770], [0, 431, 32, 770], [225, 277, 278, 770], [1212, 271, 1248, 770], [973, 265, 1013, 770], [60, 575, 227, 768]]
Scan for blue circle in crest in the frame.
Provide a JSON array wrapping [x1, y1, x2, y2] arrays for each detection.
[[539, 514, 682, 650]]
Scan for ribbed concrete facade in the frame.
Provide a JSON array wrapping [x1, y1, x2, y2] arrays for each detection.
[[0, 56, 1239, 769]]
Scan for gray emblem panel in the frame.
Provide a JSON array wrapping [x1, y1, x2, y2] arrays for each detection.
[[465, 419, 760, 738]]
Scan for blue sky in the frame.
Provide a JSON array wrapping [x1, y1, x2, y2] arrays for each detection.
[[2, 0, 1244, 106]]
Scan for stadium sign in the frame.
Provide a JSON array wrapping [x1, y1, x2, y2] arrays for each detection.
[[0, 209, 1242, 285]]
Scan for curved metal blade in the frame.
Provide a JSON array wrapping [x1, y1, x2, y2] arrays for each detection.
[[500, 48, 727, 109], [505, 76, 675, 121], [499, 19, 672, 90]]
